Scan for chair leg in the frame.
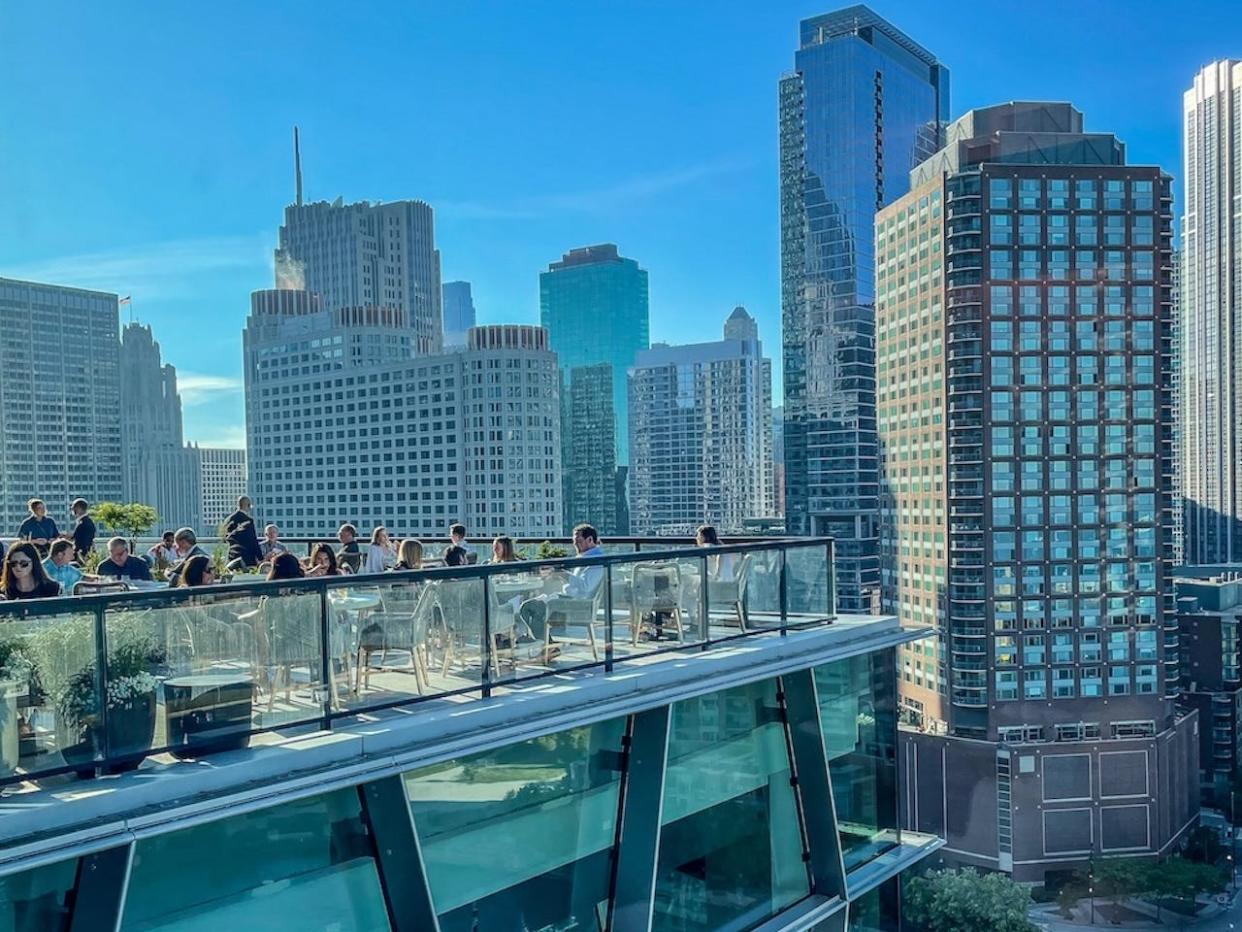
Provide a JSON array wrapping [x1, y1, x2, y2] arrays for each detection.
[[587, 617, 599, 661], [735, 601, 747, 632]]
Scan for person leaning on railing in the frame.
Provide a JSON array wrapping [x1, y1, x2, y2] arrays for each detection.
[[1, 542, 62, 600]]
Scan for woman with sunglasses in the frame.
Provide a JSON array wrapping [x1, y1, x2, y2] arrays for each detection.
[[1, 542, 63, 600]]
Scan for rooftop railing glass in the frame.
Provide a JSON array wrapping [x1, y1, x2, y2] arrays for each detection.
[[0, 537, 834, 787]]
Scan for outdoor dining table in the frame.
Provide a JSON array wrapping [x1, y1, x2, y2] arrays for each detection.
[[326, 589, 383, 706]]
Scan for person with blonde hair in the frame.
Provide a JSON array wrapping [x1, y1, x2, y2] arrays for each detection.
[[365, 526, 394, 574], [393, 539, 423, 571], [490, 536, 519, 563]]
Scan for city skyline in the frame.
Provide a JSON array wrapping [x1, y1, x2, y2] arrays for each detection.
[[0, 1, 1233, 448]]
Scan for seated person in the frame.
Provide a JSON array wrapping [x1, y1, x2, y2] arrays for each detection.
[[260, 524, 288, 560], [42, 540, 83, 591], [517, 524, 604, 659], [337, 523, 361, 555], [96, 537, 153, 581], [443, 544, 469, 567], [2, 542, 63, 600], [268, 552, 305, 581], [695, 524, 738, 581], [305, 543, 344, 577], [173, 554, 216, 588], [147, 531, 177, 569], [393, 539, 423, 571]]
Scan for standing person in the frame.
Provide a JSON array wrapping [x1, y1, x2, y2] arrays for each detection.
[[42, 540, 83, 592], [260, 524, 288, 561], [223, 496, 263, 568], [364, 527, 394, 574], [69, 499, 96, 561], [17, 499, 59, 558], [96, 538, 153, 581], [1, 542, 63, 600]]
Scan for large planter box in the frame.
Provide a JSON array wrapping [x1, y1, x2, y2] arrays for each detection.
[[163, 674, 254, 759]]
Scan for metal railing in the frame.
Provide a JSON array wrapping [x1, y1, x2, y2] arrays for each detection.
[[0, 536, 835, 787]]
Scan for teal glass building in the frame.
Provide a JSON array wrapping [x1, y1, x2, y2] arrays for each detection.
[[541, 245, 649, 533]]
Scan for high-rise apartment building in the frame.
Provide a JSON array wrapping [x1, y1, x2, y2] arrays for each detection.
[[244, 289, 561, 538], [541, 244, 649, 533], [779, 6, 949, 613], [276, 198, 443, 355], [561, 364, 620, 536], [628, 307, 774, 535], [879, 103, 1198, 881], [1180, 61, 1242, 565], [196, 446, 247, 531], [119, 322, 201, 531], [0, 278, 123, 532], [442, 280, 476, 347]]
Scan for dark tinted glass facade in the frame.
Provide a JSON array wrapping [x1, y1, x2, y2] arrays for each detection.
[[779, 8, 948, 612]]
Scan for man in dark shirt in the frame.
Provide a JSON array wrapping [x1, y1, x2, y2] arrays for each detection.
[[337, 523, 361, 554], [96, 537, 152, 581], [17, 499, 59, 558], [223, 496, 262, 568], [70, 499, 96, 561]]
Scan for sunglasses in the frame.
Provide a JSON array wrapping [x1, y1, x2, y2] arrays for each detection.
[[7, 560, 33, 569]]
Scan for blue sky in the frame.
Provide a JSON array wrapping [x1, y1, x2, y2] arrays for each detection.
[[1, 1, 1236, 447]]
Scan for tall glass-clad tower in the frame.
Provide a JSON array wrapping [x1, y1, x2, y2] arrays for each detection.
[[541, 244, 649, 533], [780, 6, 948, 612], [1180, 61, 1242, 565]]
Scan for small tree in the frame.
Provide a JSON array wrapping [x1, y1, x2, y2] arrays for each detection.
[[1185, 825, 1225, 865], [91, 502, 159, 551], [904, 868, 1035, 932], [1159, 855, 1225, 911]]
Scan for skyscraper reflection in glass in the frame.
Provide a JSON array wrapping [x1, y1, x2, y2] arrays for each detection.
[[779, 6, 948, 611]]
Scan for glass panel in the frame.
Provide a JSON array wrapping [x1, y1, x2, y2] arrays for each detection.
[[103, 587, 324, 763], [491, 560, 604, 678], [0, 857, 77, 932], [816, 650, 899, 871], [404, 718, 626, 932], [612, 555, 707, 661], [709, 546, 780, 632], [653, 678, 808, 931], [120, 788, 390, 931], [847, 878, 901, 931], [0, 608, 97, 777], [785, 543, 833, 621]]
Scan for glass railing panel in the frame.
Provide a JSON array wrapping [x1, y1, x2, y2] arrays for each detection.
[[103, 587, 325, 764], [708, 546, 780, 633], [0, 856, 78, 932], [490, 561, 606, 680], [0, 607, 97, 779], [119, 788, 391, 931], [403, 717, 626, 930], [609, 555, 708, 660], [785, 542, 834, 623], [330, 575, 453, 710]]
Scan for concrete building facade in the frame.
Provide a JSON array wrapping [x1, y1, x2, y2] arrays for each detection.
[[628, 307, 774, 535], [0, 278, 123, 532], [877, 103, 1197, 882], [196, 446, 247, 532]]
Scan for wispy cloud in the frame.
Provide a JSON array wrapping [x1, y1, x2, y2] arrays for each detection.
[[178, 372, 244, 406], [0, 233, 271, 300], [438, 157, 753, 221]]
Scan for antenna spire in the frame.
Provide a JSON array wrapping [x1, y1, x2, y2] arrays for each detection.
[[294, 126, 303, 207]]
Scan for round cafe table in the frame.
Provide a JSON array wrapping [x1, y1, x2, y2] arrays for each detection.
[[326, 590, 382, 705]]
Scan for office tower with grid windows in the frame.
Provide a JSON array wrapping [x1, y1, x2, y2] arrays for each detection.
[[119, 322, 202, 531], [1180, 61, 1242, 565], [243, 289, 561, 538], [878, 103, 1198, 882], [276, 198, 443, 356], [195, 446, 247, 531], [779, 6, 949, 613], [0, 277, 123, 532], [541, 244, 649, 534], [628, 307, 774, 535]]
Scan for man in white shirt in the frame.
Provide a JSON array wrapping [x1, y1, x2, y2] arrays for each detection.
[[518, 524, 605, 660]]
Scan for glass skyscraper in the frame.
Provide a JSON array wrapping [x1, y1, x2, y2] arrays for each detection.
[[779, 6, 948, 612], [1180, 61, 1242, 565], [541, 244, 649, 534]]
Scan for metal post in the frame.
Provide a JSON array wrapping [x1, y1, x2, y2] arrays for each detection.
[[68, 843, 134, 932], [481, 577, 493, 698], [699, 553, 710, 648], [779, 547, 789, 635], [319, 584, 333, 729], [359, 776, 443, 932], [605, 564, 615, 673], [93, 603, 110, 770], [610, 706, 671, 932]]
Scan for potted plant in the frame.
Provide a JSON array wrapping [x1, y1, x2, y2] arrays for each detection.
[[91, 502, 160, 553], [57, 631, 165, 774]]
